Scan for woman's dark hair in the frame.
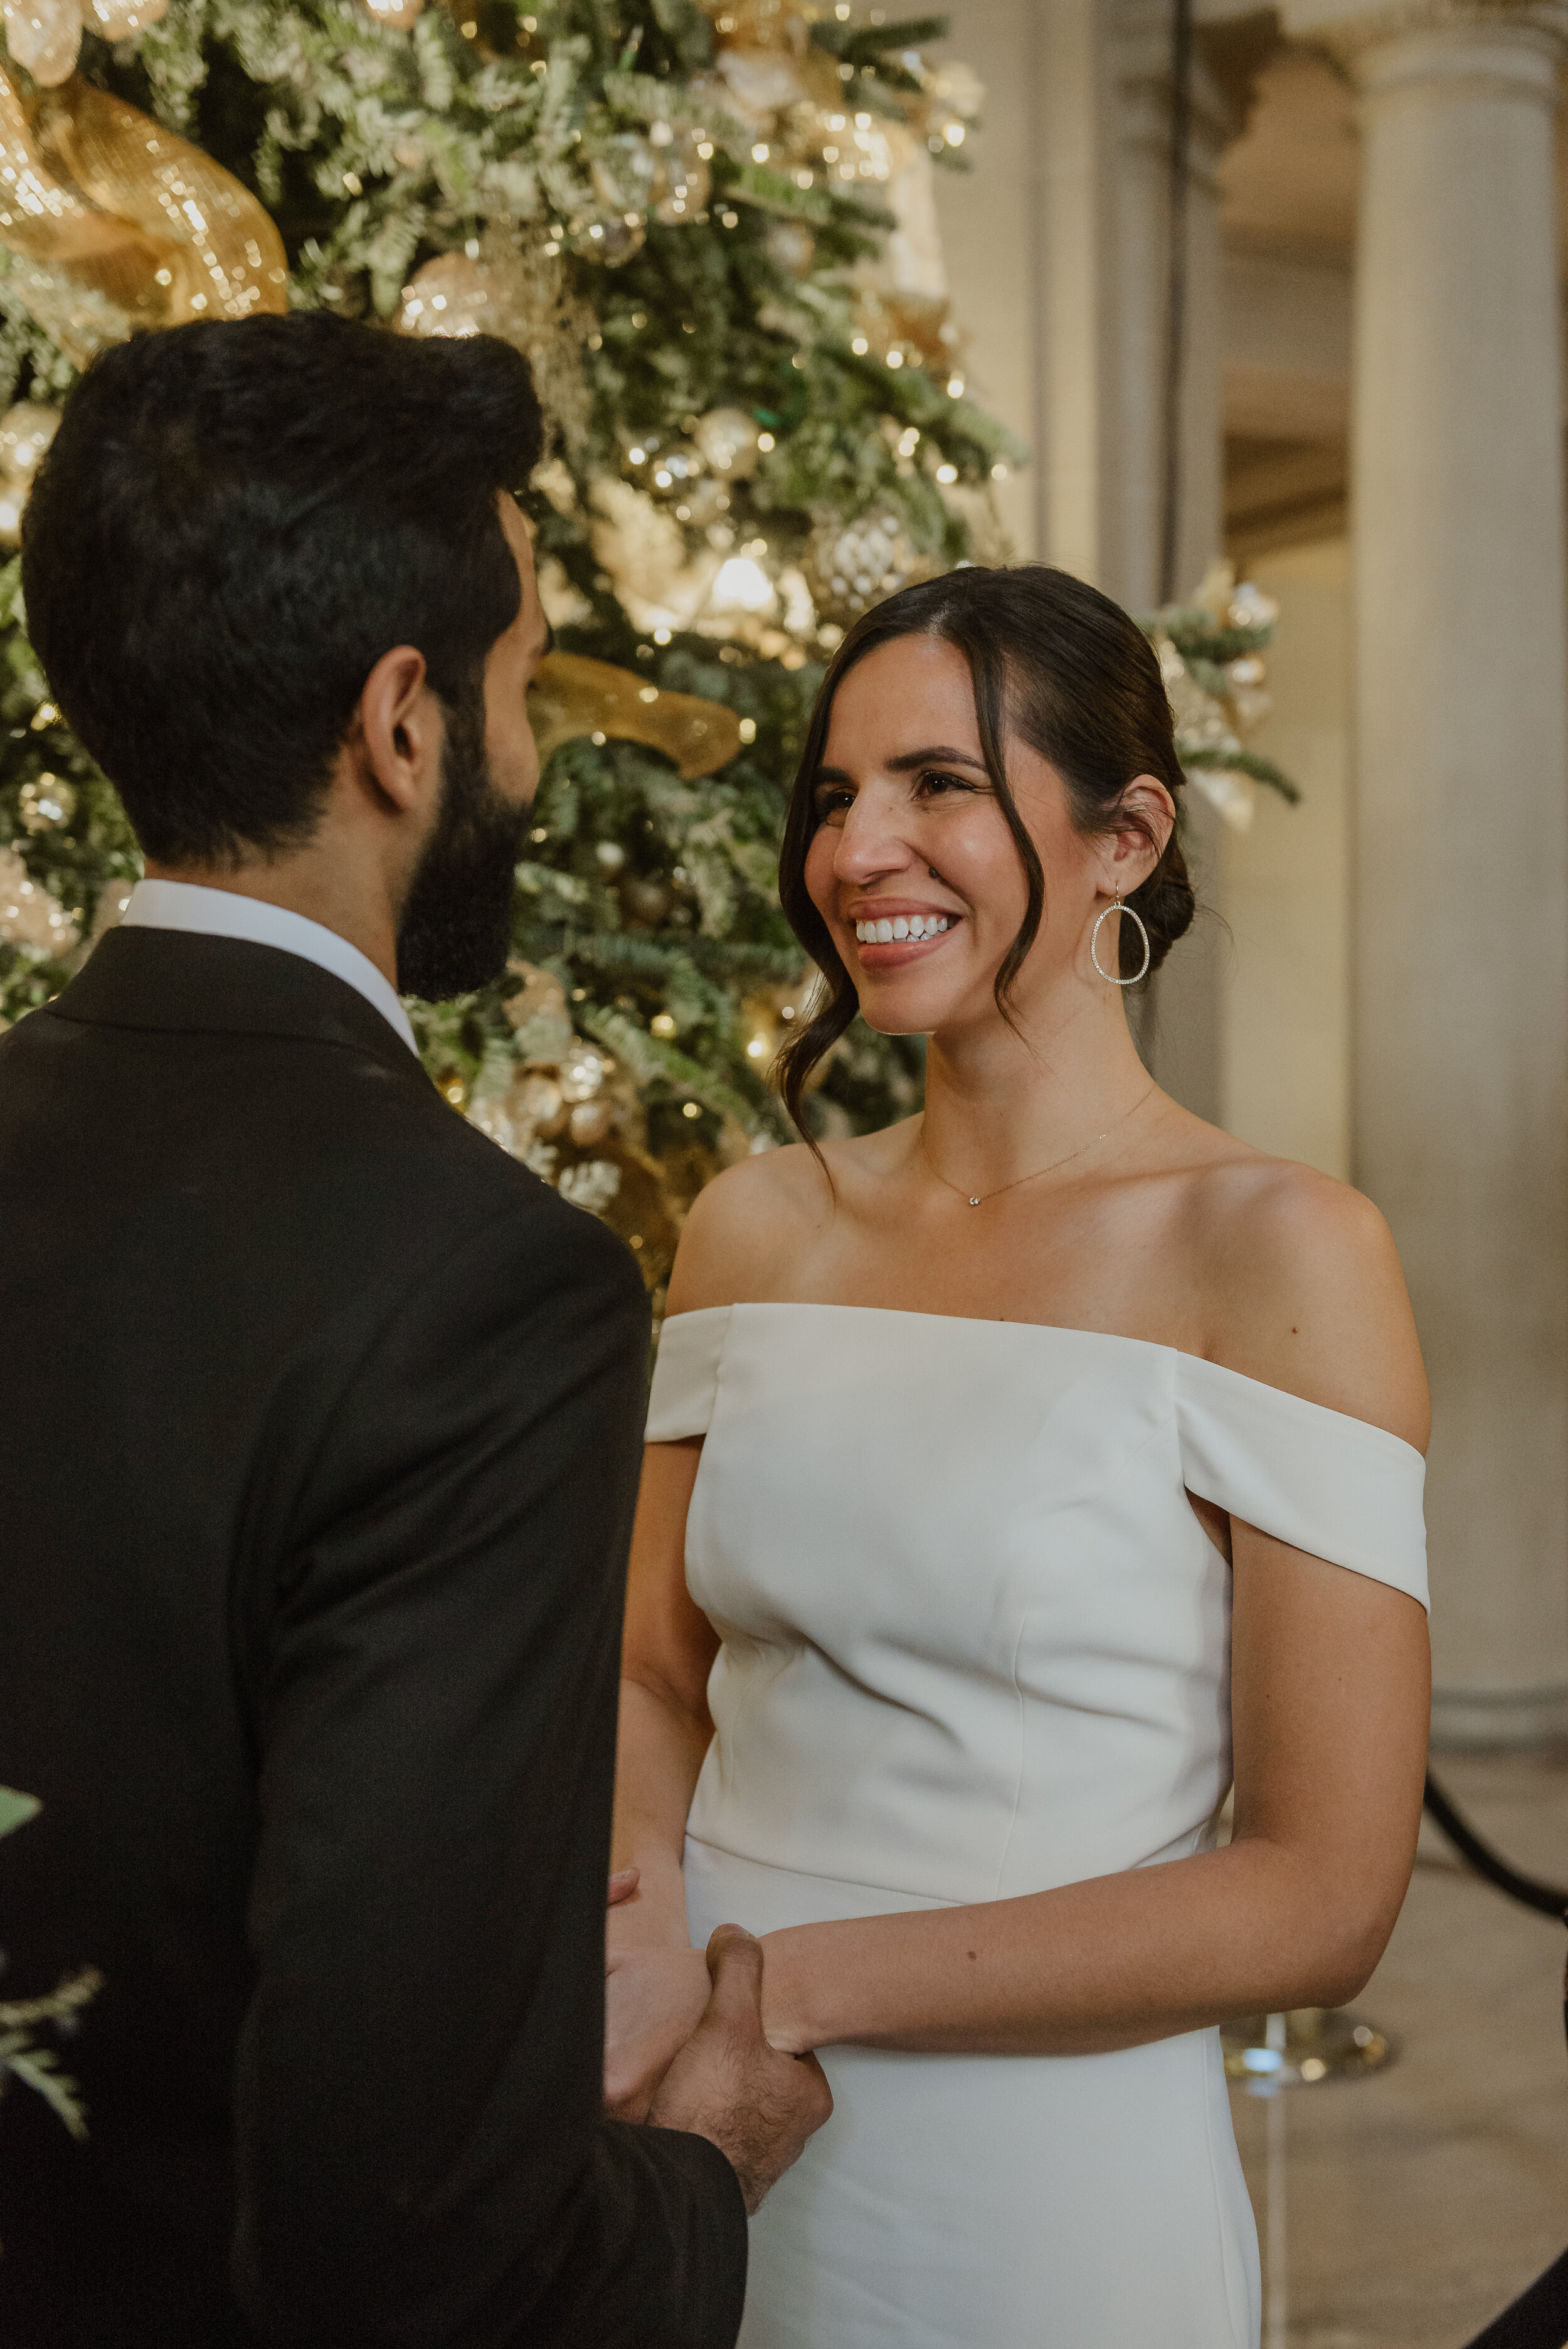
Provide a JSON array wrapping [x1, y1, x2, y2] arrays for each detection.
[[775, 563, 1194, 1131], [22, 310, 543, 867]]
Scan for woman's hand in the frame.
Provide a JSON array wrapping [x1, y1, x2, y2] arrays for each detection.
[[604, 1944, 713, 2120]]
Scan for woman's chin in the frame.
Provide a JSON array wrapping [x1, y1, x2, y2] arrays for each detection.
[[854, 972, 965, 1038]]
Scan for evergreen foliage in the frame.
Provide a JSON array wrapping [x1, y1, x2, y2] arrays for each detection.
[[0, 0, 1017, 1222]]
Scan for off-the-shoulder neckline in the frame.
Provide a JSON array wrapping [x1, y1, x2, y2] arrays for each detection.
[[659, 1299, 1426, 1462]]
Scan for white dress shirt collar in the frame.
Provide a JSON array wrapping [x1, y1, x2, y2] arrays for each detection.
[[120, 879, 419, 1058]]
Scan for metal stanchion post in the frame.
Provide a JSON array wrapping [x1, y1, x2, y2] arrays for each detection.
[[1264, 2026, 1288, 2349], [1222, 2003, 1394, 2089]]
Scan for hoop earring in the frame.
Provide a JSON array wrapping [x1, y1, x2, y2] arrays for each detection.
[[1091, 891, 1151, 987]]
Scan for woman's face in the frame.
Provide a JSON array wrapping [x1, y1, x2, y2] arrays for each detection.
[[803, 635, 1148, 1041]]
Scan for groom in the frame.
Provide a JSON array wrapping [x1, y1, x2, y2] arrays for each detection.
[[0, 315, 827, 2345]]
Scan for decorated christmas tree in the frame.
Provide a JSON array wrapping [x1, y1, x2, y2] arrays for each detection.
[[0, 0, 1029, 1303]]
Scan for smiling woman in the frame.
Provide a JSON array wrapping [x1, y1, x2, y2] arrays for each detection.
[[608, 556, 1432, 2349]]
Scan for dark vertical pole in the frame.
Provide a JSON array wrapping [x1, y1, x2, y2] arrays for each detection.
[[1158, 0, 1194, 604]]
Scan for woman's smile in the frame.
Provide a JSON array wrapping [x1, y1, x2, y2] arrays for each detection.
[[847, 899, 960, 965]]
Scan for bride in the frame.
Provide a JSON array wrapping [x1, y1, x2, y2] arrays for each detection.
[[605, 563, 1431, 2347]]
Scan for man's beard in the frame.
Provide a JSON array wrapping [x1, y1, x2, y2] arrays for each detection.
[[395, 687, 530, 1002]]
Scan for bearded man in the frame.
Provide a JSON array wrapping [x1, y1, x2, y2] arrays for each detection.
[[0, 314, 826, 2348]]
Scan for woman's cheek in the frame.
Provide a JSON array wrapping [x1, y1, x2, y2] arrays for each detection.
[[803, 831, 839, 921]]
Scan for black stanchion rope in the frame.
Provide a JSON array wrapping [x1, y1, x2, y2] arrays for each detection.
[[1424, 1772, 1568, 1921], [1418, 1771, 1568, 2346]]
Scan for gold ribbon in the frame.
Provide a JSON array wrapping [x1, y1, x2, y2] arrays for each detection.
[[0, 68, 286, 367], [529, 652, 742, 780]]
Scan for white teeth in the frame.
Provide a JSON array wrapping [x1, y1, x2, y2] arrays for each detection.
[[854, 914, 951, 943]]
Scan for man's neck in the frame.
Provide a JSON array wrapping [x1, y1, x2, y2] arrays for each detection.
[[144, 858, 400, 990]]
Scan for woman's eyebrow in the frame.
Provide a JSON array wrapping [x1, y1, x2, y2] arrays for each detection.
[[884, 745, 988, 773], [814, 746, 989, 788]]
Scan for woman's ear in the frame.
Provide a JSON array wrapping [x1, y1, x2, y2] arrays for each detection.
[[1098, 774, 1177, 896]]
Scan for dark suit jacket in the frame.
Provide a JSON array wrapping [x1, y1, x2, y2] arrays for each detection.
[[0, 925, 746, 2348]]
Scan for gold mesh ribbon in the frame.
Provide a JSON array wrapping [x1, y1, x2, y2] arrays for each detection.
[[529, 652, 742, 780], [0, 68, 287, 367]]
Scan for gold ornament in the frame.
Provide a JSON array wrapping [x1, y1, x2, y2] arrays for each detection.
[[693, 406, 761, 479], [0, 70, 287, 369], [762, 216, 814, 277], [527, 652, 742, 780], [0, 398, 58, 545], [3, 0, 166, 91], [399, 251, 500, 338], [701, 0, 808, 58], [397, 227, 593, 452], [590, 215, 645, 267], [800, 507, 922, 629], [645, 440, 704, 499], [18, 771, 75, 830], [0, 842, 73, 953], [590, 131, 660, 218], [650, 127, 711, 224], [854, 285, 955, 373], [501, 958, 574, 1063]]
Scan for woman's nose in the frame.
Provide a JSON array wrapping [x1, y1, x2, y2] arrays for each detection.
[[834, 795, 916, 883]]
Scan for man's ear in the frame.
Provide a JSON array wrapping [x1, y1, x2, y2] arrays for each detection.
[[352, 644, 443, 817]]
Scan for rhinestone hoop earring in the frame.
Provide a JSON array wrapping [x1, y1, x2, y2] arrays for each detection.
[[1091, 892, 1152, 987]]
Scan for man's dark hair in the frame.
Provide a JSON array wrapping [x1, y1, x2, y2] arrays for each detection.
[[22, 312, 544, 867]]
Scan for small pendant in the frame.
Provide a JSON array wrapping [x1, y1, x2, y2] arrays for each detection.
[[969, 1196, 981, 1207]]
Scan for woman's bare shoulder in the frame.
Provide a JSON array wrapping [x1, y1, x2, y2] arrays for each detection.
[[1182, 1142, 1429, 1450], [664, 1123, 910, 1316]]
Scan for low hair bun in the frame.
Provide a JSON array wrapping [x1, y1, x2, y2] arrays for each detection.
[[1126, 834, 1194, 980]]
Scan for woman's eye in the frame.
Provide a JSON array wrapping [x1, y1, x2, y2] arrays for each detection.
[[813, 788, 854, 825], [915, 770, 975, 798]]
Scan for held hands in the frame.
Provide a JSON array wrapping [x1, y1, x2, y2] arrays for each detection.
[[647, 1924, 833, 2215], [604, 1943, 713, 2121]]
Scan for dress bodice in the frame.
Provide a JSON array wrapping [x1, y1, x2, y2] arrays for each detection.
[[649, 1303, 1427, 1909]]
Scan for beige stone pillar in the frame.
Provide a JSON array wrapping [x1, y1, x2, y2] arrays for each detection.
[[1107, 0, 1231, 607], [1107, 0, 1234, 1122], [1282, 0, 1568, 1744]]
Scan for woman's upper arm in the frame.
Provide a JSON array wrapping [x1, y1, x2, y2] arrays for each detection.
[[1208, 1161, 1432, 1968], [1229, 1524, 1429, 1977], [622, 1440, 718, 1721]]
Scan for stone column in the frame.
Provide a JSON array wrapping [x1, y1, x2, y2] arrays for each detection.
[[1281, 0, 1568, 1744], [1108, 0, 1234, 1123], [1034, 0, 1121, 585], [1107, 0, 1231, 608]]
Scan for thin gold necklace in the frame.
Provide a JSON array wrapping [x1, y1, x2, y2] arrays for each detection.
[[919, 1083, 1157, 1209]]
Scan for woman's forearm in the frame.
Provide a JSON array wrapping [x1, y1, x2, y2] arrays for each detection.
[[609, 1677, 713, 1952], [758, 1835, 1401, 2058]]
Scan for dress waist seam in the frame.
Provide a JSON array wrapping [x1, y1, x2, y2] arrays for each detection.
[[684, 1833, 963, 1910]]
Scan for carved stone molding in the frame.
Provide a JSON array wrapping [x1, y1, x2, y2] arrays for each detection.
[[1278, 0, 1568, 85]]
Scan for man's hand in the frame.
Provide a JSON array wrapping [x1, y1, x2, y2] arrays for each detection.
[[646, 1924, 832, 2215], [604, 1944, 712, 2121]]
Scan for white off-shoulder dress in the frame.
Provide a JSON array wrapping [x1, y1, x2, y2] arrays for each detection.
[[647, 1302, 1428, 2349]]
